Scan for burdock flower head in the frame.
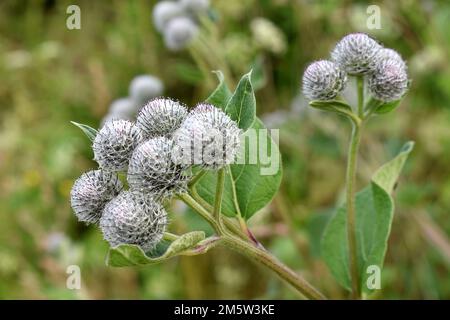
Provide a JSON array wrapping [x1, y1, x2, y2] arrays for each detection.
[[70, 170, 122, 224], [368, 58, 409, 102], [100, 191, 168, 252], [93, 119, 143, 172], [152, 0, 184, 32], [302, 60, 347, 101], [173, 103, 241, 169], [331, 33, 382, 75], [129, 75, 164, 107], [163, 16, 199, 51], [136, 97, 188, 139], [127, 137, 190, 198]]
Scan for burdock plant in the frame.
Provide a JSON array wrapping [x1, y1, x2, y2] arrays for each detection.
[[70, 34, 413, 300], [303, 33, 412, 299]]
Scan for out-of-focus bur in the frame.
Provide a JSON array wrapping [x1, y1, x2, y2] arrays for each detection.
[[93, 119, 144, 172], [250, 18, 287, 55], [368, 58, 409, 102], [152, 0, 185, 32], [180, 0, 210, 14], [331, 33, 382, 75], [173, 103, 241, 169], [136, 97, 188, 139], [129, 75, 164, 107], [70, 170, 122, 224], [100, 191, 168, 252], [163, 16, 199, 51], [128, 137, 190, 198], [302, 60, 347, 101]]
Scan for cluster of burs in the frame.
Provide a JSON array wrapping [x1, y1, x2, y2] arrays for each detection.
[[302, 33, 408, 102], [152, 0, 210, 51], [70, 98, 241, 252]]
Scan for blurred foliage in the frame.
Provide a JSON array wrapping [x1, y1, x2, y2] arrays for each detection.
[[0, 0, 449, 299]]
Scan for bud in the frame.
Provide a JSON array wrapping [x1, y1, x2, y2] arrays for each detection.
[[152, 1, 184, 32], [331, 33, 382, 75], [70, 170, 122, 224], [100, 191, 168, 252], [302, 60, 347, 101], [368, 58, 409, 102], [136, 97, 188, 139], [163, 16, 198, 51], [129, 75, 164, 107], [173, 103, 241, 169], [374, 48, 407, 71], [128, 137, 190, 198], [93, 119, 144, 172]]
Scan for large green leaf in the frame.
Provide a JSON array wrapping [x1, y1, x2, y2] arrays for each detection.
[[106, 231, 207, 267], [321, 141, 414, 293], [195, 119, 282, 220], [206, 70, 232, 109], [224, 70, 256, 131]]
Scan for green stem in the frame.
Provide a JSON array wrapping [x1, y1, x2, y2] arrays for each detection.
[[346, 78, 364, 299], [213, 168, 225, 221], [222, 235, 326, 300], [357, 76, 364, 118], [189, 169, 207, 188], [179, 191, 326, 299], [177, 193, 220, 233]]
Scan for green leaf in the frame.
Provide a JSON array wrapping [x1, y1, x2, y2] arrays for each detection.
[[106, 231, 206, 267], [309, 100, 355, 121], [195, 118, 282, 220], [206, 70, 232, 110], [224, 70, 256, 131], [375, 99, 401, 114], [321, 141, 414, 293], [71, 121, 98, 141]]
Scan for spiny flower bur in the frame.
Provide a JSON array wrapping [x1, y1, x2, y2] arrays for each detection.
[[136, 97, 188, 139], [100, 191, 168, 252], [127, 137, 191, 198], [93, 119, 144, 172], [70, 170, 123, 224], [331, 33, 382, 75], [173, 103, 241, 169], [302, 60, 347, 101], [368, 58, 409, 102]]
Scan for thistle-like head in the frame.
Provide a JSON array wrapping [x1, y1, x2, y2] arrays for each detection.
[[152, 0, 184, 32], [93, 119, 143, 172], [163, 16, 198, 51], [127, 137, 190, 198], [331, 33, 382, 75], [70, 170, 122, 224], [129, 75, 164, 107], [100, 191, 168, 252], [173, 103, 241, 169], [302, 60, 347, 101], [368, 58, 409, 102], [136, 97, 188, 139]]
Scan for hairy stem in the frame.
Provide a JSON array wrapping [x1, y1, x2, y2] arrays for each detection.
[[346, 78, 364, 299], [180, 191, 326, 300], [222, 235, 326, 300]]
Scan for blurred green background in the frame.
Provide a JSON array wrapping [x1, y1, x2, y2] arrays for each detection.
[[0, 0, 449, 299]]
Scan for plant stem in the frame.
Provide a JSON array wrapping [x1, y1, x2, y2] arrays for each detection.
[[222, 235, 326, 300], [189, 169, 207, 188], [213, 168, 225, 221], [346, 77, 364, 299], [177, 193, 220, 233], [179, 191, 326, 299], [357, 76, 364, 118]]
